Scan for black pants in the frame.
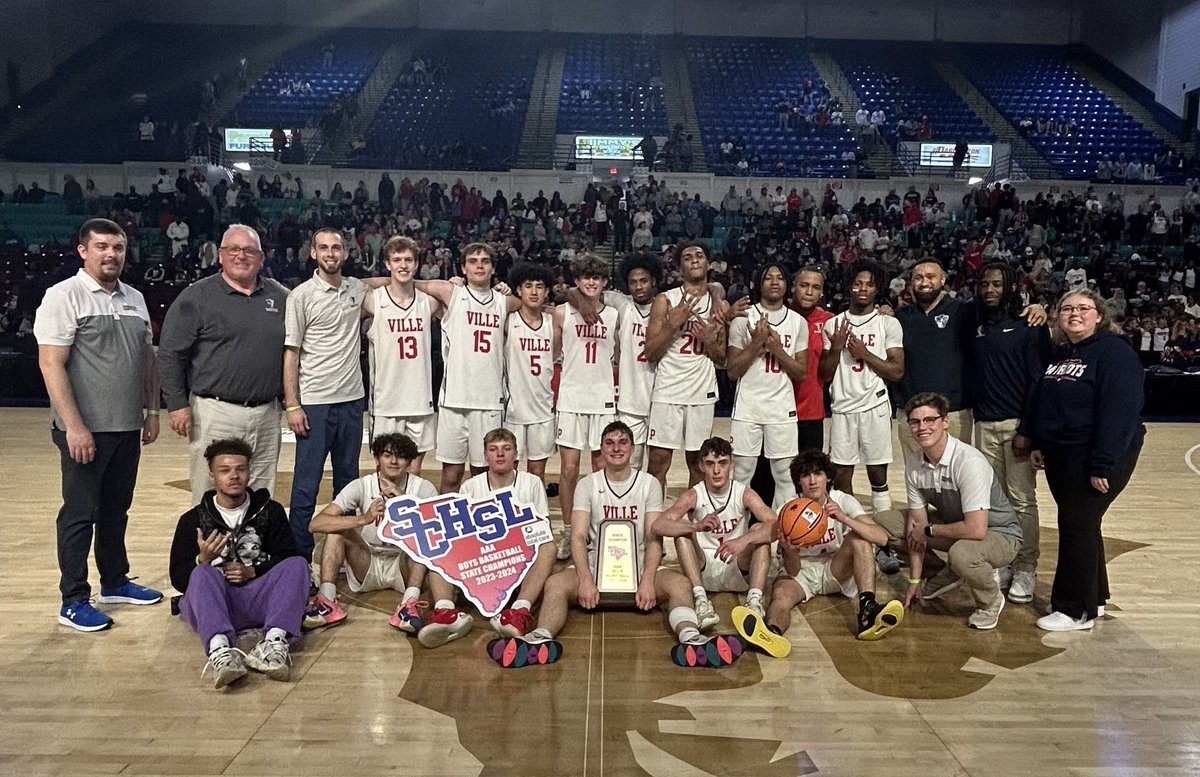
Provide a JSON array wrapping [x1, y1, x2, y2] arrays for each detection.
[[52, 428, 140, 605], [1043, 445, 1140, 619], [750, 420, 826, 506]]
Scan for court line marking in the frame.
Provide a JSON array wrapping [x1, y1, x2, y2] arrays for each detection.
[[583, 615, 594, 777], [1186, 444, 1200, 478]]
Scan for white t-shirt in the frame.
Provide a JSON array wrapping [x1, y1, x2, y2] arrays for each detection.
[[334, 472, 438, 554], [782, 489, 859, 560], [821, 310, 903, 413], [214, 496, 251, 530], [460, 471, 549, 522]]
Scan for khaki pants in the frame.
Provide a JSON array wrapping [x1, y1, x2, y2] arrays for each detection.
[[974, 418, 1039, 572], [874, 509, 1019, 607], [897, 407, 973, 462], [188, 395, 282, 505]]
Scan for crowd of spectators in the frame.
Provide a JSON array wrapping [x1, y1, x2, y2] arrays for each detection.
[[2, 170, 1199, 371]]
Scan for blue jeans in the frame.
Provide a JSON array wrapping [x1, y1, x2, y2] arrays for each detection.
[[288, 399, 364, 560]]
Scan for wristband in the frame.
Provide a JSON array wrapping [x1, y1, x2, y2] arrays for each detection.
[[146, 409, 160, 416], [908, 578, 922, 585], [195, 554, 202, 566], [285, 405, 302, 413]]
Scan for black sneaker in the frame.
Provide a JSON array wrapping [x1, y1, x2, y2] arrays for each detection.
[[875, 547, 901, 575], [857, 598, 904, 641]]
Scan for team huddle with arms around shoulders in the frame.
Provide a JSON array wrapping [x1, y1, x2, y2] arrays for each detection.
[[37, 219, 1144, 686]]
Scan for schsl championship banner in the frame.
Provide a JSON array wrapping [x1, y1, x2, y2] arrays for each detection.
[[377, 488, 552, 617]]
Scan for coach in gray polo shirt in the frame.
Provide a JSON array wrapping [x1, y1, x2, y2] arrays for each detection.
[[35, 218, 163, 632], [283, 227, 367, 561], [158, 224, 289, 505], [875, 392, 1021, 632]]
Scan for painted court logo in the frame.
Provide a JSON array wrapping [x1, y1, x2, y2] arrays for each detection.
[[378, 488, 552, 616]]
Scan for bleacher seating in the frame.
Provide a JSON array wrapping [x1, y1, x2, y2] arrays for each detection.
[[684, 37, 858, 177], [836, 46, 995, 145], [0, 198, 80, 246], [958, 46, 1169, 181], [557, 36, 667, 136], [353, 33, 538, 171], [230, 31, 391, 128]]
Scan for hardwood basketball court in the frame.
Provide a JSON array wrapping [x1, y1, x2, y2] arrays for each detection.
[[2, 407, 1198, 776]]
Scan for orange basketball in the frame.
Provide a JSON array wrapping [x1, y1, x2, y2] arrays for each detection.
[[779, 497, 828, 547]]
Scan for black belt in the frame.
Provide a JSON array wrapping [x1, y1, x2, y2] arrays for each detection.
[[194, 394, 277, 408]]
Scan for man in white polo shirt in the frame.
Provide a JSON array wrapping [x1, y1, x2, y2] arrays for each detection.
[[284, 227, 366, 562], [874, 392, 1022, 631]]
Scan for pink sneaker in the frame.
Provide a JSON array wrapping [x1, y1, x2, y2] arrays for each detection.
[[390, 599, 426, 634], [417, 607, 474, 648], [303, 594, 347, 630], [489, 607, 532, 638]]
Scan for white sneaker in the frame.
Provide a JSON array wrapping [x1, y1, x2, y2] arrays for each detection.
[[245, 637, 291, 681], [1037, 611, 1094, 632], [555, 533, 572, 561], [201, 646, 247, 689], [967, 591, 1005, 630], [997, 566, 1013, 589], [694, 597, 719, 631], [1008, 570, 1036, 603]]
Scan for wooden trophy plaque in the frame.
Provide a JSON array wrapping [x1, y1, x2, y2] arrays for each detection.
[[595, 521, 639, 607]]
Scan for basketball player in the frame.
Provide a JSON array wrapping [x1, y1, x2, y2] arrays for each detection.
[[818, 260, 904, 514], [554, 254, 619, 561], [645, 240, 729, 491], [459, 428, 555, 638], [415, 243, 521, 493], [654, 437, 778, 632], [304, 433, 435, 633], [364, 236, 442, 471], [611, 253, 662, 469], [727, 263, 808, 508], [502, 263, 557, 482], [491, 422, 742, 668], [791, 266, 833, 453], [736, 450, 904, 658]]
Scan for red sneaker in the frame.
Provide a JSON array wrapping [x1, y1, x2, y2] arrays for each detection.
[[389, 599, 426, 634], [417, 607, 474, 648], [489, 606, 532, 638], [303, 594, 347, 631]]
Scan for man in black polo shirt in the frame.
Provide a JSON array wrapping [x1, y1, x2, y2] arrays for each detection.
[[971, 263, 1051, 605], [159, 224, 289, 504], [893, 260, 976, 463]]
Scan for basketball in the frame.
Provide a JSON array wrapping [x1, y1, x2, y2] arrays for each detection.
[[779, 498, 828, 547]]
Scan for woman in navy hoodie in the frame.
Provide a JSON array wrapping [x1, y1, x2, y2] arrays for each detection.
[[1026, 288, 1144, 631]]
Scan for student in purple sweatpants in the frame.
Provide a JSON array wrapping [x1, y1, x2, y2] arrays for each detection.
[[169, 438, 309, 689]]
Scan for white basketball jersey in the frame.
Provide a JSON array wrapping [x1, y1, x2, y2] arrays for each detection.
[[557, 303, 618, 415], [730, 305, 808, 424], [332, 472, 438, 554], [821, 310, 904, 413], [651, 287, 718, 405], [459, 470, 550, 520], [578, 469, 663, 568], [440, 285, 507, 411], [504, 311, 554, 424], [785, 489, 857, 560], [367, 286, 435, 418], [616, 298, 655, 417], [688, 479, 751, 556]]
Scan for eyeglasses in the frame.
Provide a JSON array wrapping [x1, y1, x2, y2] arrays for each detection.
[[1060, 305, 1097, 315], [220, 246, 262, 258], [906, 415, 945, 429]]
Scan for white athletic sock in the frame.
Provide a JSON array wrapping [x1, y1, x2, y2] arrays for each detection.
[[318, 582, 338, 602], [208, 634, 229, 654], [692, 586, 708, 601], [402, 586, 421, 604], [527, 627, 554, 642], [668, 606, 699, 633], [678, 627, 702, 645], [265, 627, 287, 642], [871, 489, 891, 514], [434, 599, 455, 611], [512, 599, 532, 612], [746, 588, 763, 603]]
